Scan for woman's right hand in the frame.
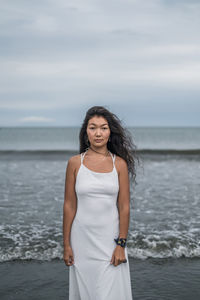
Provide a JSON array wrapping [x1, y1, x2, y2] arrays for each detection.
[[63, 246, 74, 266]]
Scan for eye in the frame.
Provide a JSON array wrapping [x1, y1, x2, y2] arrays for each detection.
[[102, 127, 108, 130]]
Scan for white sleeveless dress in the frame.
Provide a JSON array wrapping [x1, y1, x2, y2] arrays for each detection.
[[69, 149, 133, 300]]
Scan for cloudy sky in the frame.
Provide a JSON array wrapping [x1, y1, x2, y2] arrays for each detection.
[[1, 0, 200, 127]]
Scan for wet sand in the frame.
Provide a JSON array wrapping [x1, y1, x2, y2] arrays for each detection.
[[0, 257, 200, 300]]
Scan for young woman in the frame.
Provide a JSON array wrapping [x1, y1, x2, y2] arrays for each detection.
[[63, 106, 138, 299]]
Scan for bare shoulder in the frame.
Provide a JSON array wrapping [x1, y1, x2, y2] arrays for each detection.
[[66, 154, 82, 178], [67, 154, 81, 168], [115, 155, 128, 175], [68, 154, 81, 164]]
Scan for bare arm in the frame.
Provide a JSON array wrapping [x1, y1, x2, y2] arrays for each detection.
[[110, 157, 130, 266], [117, 158, 130, 239], [63, 157, 77, 249]]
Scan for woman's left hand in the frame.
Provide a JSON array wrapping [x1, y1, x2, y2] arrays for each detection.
[[110, 245, 127, 267]]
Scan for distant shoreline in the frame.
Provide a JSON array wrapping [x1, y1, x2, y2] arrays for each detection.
[[1, 148, 200, 155]]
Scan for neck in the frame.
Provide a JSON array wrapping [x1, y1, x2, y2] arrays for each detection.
[[89, 146, 109, 156]]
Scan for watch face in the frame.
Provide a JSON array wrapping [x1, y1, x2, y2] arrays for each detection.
[[114, 237, 127, 247]]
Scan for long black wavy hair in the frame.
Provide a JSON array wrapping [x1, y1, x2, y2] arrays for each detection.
[[79, 105, 140, 186]]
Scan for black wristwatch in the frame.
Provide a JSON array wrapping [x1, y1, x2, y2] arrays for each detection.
[[114, 237, 127, 248]]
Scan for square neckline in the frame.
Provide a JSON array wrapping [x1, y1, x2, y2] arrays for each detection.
[[81, 149, 116, 174], [81, 163, 116, 174]]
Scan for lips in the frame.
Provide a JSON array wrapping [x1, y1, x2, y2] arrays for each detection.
[[95, 139, 103, 142]]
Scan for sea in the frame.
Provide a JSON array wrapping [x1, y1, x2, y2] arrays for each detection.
[[0, 126, 200, 263]]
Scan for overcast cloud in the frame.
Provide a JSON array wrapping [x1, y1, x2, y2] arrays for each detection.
[[0, 0, 200, 126]]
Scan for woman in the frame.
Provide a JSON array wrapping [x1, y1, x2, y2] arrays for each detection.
[[63, 106, 138, 299]]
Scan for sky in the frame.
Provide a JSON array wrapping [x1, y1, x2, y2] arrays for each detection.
[[0, 0, 200, 127]]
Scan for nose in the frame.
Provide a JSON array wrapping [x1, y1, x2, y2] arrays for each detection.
[[95, 128, 101, 136]]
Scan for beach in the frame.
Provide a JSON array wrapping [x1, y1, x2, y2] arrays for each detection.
[[0, 257, 200, 300]]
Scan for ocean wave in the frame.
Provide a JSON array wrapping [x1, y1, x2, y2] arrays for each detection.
[[0, 224, 200, 262]]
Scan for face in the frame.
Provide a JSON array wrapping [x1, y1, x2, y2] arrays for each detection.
[[86, 115, 111, 147]]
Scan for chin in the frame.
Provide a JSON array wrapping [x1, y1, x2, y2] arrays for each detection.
[[93, 141, 105, 146]]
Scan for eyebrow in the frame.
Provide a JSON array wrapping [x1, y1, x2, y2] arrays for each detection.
[[88, 123, 108, 126]]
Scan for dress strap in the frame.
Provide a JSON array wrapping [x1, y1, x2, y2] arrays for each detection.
[[109, 151, 116, 167], [81, 149, 88, 164], [80, 153, 83, 164]]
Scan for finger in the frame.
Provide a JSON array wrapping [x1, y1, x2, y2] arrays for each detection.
[[114, 258, 119, 266], [117, 258, 123, 266], [64, 257, 72, 266], [69, 255, 74, 263], [68, 257, 74, 265], [113, 256, 117, 266], [110, 254, 114, 264]]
